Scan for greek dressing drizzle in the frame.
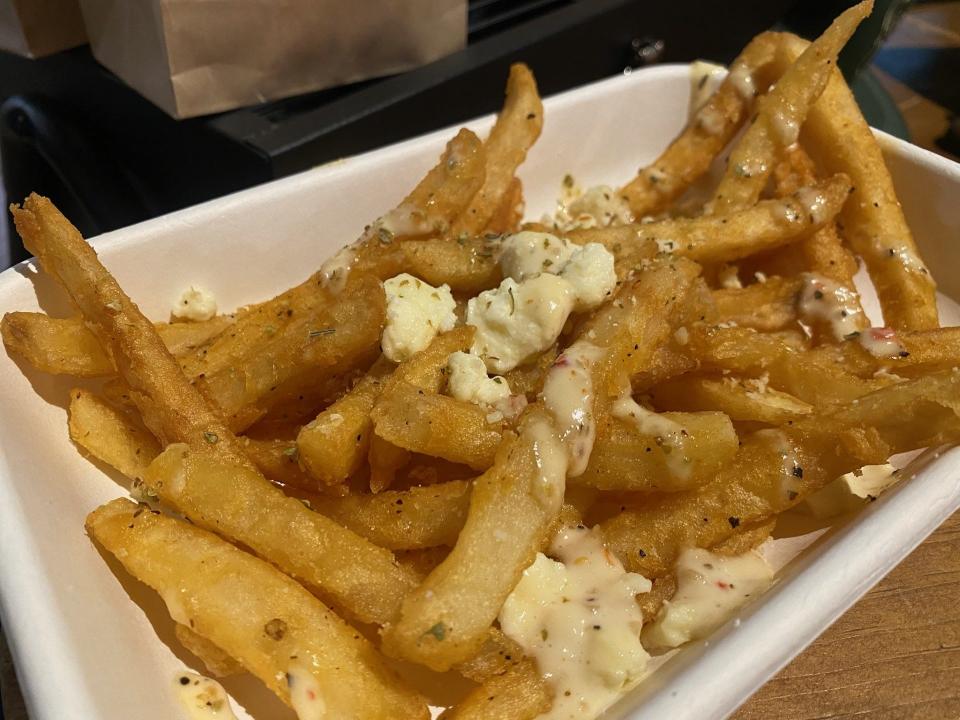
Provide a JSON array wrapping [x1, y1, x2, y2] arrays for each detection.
[[499, 527, 652, 720], [542, 342, 603, 477], [797, 272, 866, 341], [611, 393, 692, 479], [173, 672, 239, 720]]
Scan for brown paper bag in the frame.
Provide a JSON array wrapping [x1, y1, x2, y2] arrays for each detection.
[[78, 0, 466, 119], [0, 0, 86, 58]]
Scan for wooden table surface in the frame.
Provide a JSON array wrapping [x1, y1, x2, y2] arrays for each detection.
[[734, 509, 960, 720]]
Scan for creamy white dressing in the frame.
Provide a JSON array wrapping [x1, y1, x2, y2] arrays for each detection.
[[642, 547, 773, 651], [172, 287, 217, 322], [318, 244, 358, 293], [526, 416, 569, 506], [756, 429, 803, 504], [173, 672, 239, 720], [611, 393, 691, 479], [500, 527, 651, 720], [803, 464, 899, 519], [770, 108, 800, 146], [793, 187, 829, 225], [858, 327, 908, 358], [696, 105, 725, 135], [728, 64, 757, 100], [500, 231, 577, 281], [688, 60, 726, 119], [797, 273, 865, 341], [878, 242, 933, 281], [541, 342, 603, 477], [286, 663, 327, 720]]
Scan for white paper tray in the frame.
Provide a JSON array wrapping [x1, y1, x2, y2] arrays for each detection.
[[1, 64, 959, 720]]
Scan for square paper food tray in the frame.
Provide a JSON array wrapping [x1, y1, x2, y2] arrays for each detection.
[[1, 64, 959, 720]]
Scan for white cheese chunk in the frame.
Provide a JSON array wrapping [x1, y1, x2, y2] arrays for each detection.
[[559, 242, 616, 311], [467, 275, 575, 373], [446, 351, 512, 407], [555, 185, 634, 231], [381, 273, 457, 362], [171, 286, 217, 322], [499, 231, 577, 282]]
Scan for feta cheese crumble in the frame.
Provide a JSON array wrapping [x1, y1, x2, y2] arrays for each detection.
[[381, 273, 457, 362], [446, 351, 512, 406], [467, 275, 575, 373], [171, 287, 217, 322]]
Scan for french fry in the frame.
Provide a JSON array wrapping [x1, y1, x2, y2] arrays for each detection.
[[12, 195, 417, 626], [602, 369, 960, 577], [144, 444, 417, 624], [710, 517, 776, 556], [649, 375, 813, 425], [68, 389, 160, 479], [297, 369, 387, 487], [382, 410, 565, 670], [1, 311, 233, 376], [777, 32, 938, 329], [483, 177, 525, 235], [710, 277, 801, 332], [620, 32, 778, 217], [451, 63, 542, 236], [238, 436, 320, 491], [395, 546, 451, 582], [440, 661, 551, 720], [711, 1, 871, 213], [577, 410, 737, 492], [196, 272, 385, 431], [311, 480, 472, 550], [400, 236, 502, 294], [373, 382, 505, 471], [174, 623, 243, 677], [87, 499, 429, 719], [575, 174, 852, 269], [368, 433, 412, 493]]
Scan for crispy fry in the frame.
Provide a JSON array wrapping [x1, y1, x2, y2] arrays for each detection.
[[483, 177, 525, 235], [637, 574, 677, 625], [238, 436, 319, 491], [711, 277, 801, 332], [382, 411, 565, 670], [368, 434, 412, 493], [1, 311, 233, 376], [710, 517, 776, 556], [578, 411, 737, 492], [12, 195, 417, 626], [68, 388, 160, 479], [372, 382, 505, 471], [620, 32, 778, 216], [400, 236, 502, 294], [451, 63, 542, 236], [87, 499, 429, 719], [440, 660, 551, 720], [650, 375, 813, 425], [174, 623, 243, 678], [311, 480, 471, 550], [576, 175, 852, 269], [196, 273, 385, 431], [603, 369, 960, 577], [776, 32, 938, 329], [711, 1, 871, 212], [144, 444, 417, 624], [297, 369, 386, 487]]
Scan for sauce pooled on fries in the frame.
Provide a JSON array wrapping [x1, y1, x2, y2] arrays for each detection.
[[173, 672, 238, 720]]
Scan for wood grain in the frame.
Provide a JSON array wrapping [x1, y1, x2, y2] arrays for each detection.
[[733, 510, 960, 719]]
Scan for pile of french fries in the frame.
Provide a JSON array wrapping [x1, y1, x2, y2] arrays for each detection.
[[5, 2, 960, 717]]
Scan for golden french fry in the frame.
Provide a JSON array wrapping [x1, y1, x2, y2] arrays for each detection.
[[577, 410, 737, 492], [238, 436, 320, 491], [368, 433, 411, 493], [620, 32, 778, 217], [311, 480, 471, 550], [575, 175, 852, 270], [440, 661, 551, 720], [400, 236, 502, 294], [711, 1, 871, 212], [144, 443, 417, 624], [776, 32, 938, 329], [373, 382, 505, 471], [87, 498, 429, 719], [710, 517, 776, 556], [649, 375, 813, 425], [602, 369, 960, 577], [395, 546, 450, 582], [174, 623, 243, 678], [1, 312, 234, 377], [297, 370, 386, 487], [12, 195, 416, 626], [451, 63, 542, 235], [483, 177, 525, 235], [711, 277, 802, 333], [196, 273, 385, 431], [68, 388, 160, 479], [382, 410, 565, 671]]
